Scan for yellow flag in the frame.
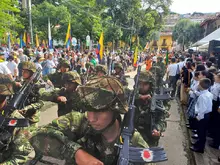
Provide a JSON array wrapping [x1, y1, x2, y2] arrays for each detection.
[[133, 46, 138, 66], [98, 32, 104, 60], [36, 34, 39, 47], [65, 21, 71, 45], [23, 32, 26, 45]]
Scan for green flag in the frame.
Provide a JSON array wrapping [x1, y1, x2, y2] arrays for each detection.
[[166, 51, 169, 65]]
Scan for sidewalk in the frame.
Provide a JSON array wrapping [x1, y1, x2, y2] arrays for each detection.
[[182, 105, 220, 165]]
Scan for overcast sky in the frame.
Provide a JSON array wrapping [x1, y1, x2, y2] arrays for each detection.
[[170, 0, 220, 14]]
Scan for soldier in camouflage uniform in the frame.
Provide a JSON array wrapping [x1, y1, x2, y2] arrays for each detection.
[[16, 61, 44, 130], [134, 71, 167, 147], [43, 59, 70, 88], [112, 63, 128, 86], [155, 56, 166, 77], [150, 66, 171, 112], [0, 74, 33, 164], [94, 64, 107, 77], [40, 71, 82, 117], [81, 62, 96, 84], [30, 77, 151, 165]]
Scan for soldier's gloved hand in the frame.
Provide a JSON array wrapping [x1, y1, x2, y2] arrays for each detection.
[[75, 149, 104, 165], [57, 96, 67, 103], [152, 129, 161, 137]]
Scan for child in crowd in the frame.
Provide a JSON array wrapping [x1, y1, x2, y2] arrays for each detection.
[[190, 78, 213, 153], [209, 73, 220, 149]]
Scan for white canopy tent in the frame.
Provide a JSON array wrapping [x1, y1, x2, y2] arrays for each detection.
[[192, 28, 220, 47]]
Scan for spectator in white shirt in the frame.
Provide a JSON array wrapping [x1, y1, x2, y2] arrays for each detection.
[[190, 78, 213, 153], [166, 57, 178, 97], [6, 56, 18, 79], [0, 48, 13, 80], [209, 73, 220, 149], [46, 54, 56, 74]]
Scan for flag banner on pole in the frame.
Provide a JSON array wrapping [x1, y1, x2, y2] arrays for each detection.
[[23, 32, 26, 46], [65, 21, 71, 49], [97, 32, 104, 62], [27, 33, 31, 44], [145, 42, 149, 50], [48, 17, 52, 49], [20, 34, 26, 48], [8, 34, 11, 51], [36, 34, 39, 47], [165, 50, 169, 65], [133, 46, 138, 66]]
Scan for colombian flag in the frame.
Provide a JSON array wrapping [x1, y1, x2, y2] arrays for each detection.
[[65, 22, 71, 49], [97, 32, 104, 62]]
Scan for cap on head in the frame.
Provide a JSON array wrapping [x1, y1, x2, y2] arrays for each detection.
[[77, 76, 128, 114], [62, 71, 81, 85], [0, 74, 14, 96]]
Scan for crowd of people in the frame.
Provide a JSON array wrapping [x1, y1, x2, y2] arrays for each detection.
[[165, 52, 220, 159], [0, 44, 172, 164], [0, 43, 219, 164]]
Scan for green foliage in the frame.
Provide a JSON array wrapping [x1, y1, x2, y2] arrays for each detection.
[[173, 19, 204, 47], [7, 0, 171, 47], [0, 0, 23, 38]]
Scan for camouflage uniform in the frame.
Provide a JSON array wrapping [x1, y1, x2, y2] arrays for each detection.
[[0, 74, 33, 164], [155, 57, 166, 77], [15, 61, 44, 130], [30, 77, 151, 165], [40, 71, 82, 116], [112, 63, 128, 86], [43, 59, 70, 88], [135, 71, 167, 147], [150, 66, 171, 112]]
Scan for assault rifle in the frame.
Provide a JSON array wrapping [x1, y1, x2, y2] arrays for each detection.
[[115, 64, 167, 165], [0, 67, 42, 129], [0, 67, 42, 161]]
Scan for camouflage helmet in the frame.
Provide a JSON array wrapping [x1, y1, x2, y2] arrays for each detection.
[[138, 71, 155, 84], [62, 71, 81, 85], [22, 61, 36, 72], [58, 59, 70, 68], [95, 65, 107, 74], [157, 56, 163, 62], [149, 66, 162, 76], [77, 76, 128, 114], [85, 62, 95, 70], [0, 74, 14, 96], [114, 63, 123, 70]]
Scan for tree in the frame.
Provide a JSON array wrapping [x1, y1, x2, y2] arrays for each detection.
[[0, 0, 23, 38], [31, 1, 70, 40], [173, 19, 204, 50]]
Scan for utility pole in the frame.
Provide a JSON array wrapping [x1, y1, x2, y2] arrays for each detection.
[[28, 0, 33, 44]]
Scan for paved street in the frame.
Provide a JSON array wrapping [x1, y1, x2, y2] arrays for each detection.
[[28, 71, 193, 165]]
